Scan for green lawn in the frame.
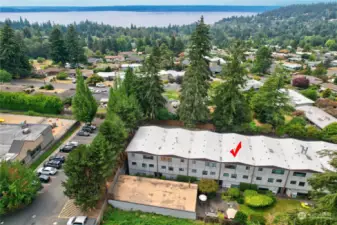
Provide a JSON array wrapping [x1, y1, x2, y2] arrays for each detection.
[[239, 198, 307, 224], [163, 90, 180, 100], [103, 207, 216, 225]]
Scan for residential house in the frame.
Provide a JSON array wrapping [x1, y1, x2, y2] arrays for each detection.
[[283, 63, 302, 71], [88, 57, 103, 65], [126, 126, 336, 197], [105, 55, 125, 63], [321, 83, 337, 93], [296, 105, 337, 129]]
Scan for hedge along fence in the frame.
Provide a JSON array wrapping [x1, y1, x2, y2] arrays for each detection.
[[0, 92, 63, 114]]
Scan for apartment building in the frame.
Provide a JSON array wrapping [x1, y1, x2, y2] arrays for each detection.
[[126, 126, 336, 197]]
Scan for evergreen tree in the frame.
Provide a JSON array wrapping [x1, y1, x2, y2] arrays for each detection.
[[213, 42, 252, 131], [252, 46, 272, 74], [159, 43, 174, 69], [136, 49, 166, 119], [0, 22, 31, 77], [87, 35, 93, 49], [123, 67, 137, 97], [72, 69, 97, 122], [65, 25, 86, 65], [178, 16, 211, 126], [49, 27, 68, 65], [251, 68, 292, 127], [62, 145, 104, 212]]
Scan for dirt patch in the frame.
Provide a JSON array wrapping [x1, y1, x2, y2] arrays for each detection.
[[35, 88, 66, 94]]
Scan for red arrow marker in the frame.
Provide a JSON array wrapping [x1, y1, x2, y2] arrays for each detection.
[[230, 142, 242, 158]]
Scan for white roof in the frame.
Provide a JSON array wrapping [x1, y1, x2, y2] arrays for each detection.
[[242, 79, 263, 91], [121, 63, 142, 68], [97, 72, 115, 78], [283, 63, 302, 69], [281, 89, 314, 106], [159, 70, 185, 77], [204, 56, 226, 64], [126, 126, 337, 172], [296, 105, 337, 129]]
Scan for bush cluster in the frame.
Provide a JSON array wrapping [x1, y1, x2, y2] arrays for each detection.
[[0, 91, 63, 114], [56, 72, 68, 80], [239, 182, 258, 192], [243, 190, 275, 208]]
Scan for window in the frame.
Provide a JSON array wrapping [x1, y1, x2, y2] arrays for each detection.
[[242, 175, 249, 179], [205, 162, 210, 167], [131, 153, 135, 157], [211, 162, 216, 167], [256, 177, 262, 181], [268, 178, 274, 183], [225, 164, 236, 169], [246, 166, 250, 170], [290, 181, 297, 185], [161, 166, 166, 169], [143, 155, 154, 160], [272, 169, 285, 175], [180, 159, 185, 163], [258, 168, 263, 171], [276, 179, 282, 183], [192, 160, 196, 164], [223, 173, 229, 177], [299, 182, 305, 187], [202, 171, 208, 175], [179, 168, 184, 172], [131, 162, 136, 166], [192, 169, 197, 173], [231, 174, 237, 179], [210, 172, 216, 175], [169, 167, 174, 171], [142, 163, 147, 168], [149, 164, 154, 168], [160, 156, 172, 162], [293, 172, 306, 177]]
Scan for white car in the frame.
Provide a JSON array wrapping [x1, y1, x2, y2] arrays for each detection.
[[96, 83, 106, 88], [37, 167, 57, 176], [66, 141, 79, 147], [67, 216, 88, 225]]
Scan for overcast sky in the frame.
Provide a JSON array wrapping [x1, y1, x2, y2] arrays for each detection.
[[0, 0, 326, 6]]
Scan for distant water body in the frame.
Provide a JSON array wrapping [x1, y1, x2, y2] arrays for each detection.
[[0, 6, 278, 27]]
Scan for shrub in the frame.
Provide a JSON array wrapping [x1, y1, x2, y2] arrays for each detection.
[[322, 122, 337, 143], [0, 69, 12, 83], [0, 92, 63, 114], [245, 194, 274, 208], [292, 76, 309, 88], [249, 214, 266, 225], [36, 57, 45, 63], [56, 72, 68, 80], [237, 197, 244, 204], [176, 175, 197, 183], [198, 179, 219, 195], [86, 74, 104, 86], [44, 84, 54, 90], [227, 187, 240, 199], [259, 124, 273, 134], [233, 211, 248, 225], [301, 89, 318, 101], [156, 108, 178, 120], [239, 183, 257, 192], [306, 125, 322, 139], [322, 88, 332, 98]]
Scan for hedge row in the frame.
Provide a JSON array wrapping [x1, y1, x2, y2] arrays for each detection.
[[0, 92, 63, 114]]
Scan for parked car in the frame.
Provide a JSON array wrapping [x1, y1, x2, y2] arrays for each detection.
[[44, 160, 62, 169], [39, 175, 50, 183], [66, 141, 79, 147], [82, 126, 94, 133], [96, 83, 106, 88], [67, 216, 96, 225], [37, 167, 57, 176], [77, 131, 90, 136], [85, 123, 97, 130], [49, 154, 66, 163], [60, 144, 76, 153], [72, 78, 76, 84]]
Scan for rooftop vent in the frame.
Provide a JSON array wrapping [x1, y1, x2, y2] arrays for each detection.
[[269, 148, 274, 153], [22, 128, 30, 134]]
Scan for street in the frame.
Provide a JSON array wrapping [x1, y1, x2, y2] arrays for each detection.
[[0, 125, 98, 225]]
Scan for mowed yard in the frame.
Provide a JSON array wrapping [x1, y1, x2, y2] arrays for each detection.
[[239, 198, 307, 224]]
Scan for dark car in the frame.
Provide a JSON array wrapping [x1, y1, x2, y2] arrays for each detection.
[[39, 175, 50, 183], [44, 160, 62, 169], [85, 123, 97, 130], [82, 127, 94, 133], [49, 154, 66, 163], [77, 131, 90, 137], [60, 145, 76, 153]]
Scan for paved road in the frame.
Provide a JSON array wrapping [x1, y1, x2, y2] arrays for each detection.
[[1, 126, 98, 225]]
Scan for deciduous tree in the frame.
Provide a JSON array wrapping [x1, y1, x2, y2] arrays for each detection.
[[0, 69, 12, 83]]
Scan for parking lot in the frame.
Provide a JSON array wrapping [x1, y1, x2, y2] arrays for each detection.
[[1, 123, 99, 225]]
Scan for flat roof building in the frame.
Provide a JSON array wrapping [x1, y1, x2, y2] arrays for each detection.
[[108, 175, 197, 219], [281, 89, 314, 106]]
